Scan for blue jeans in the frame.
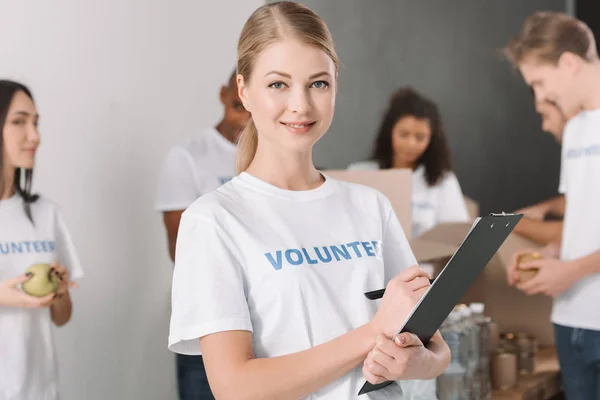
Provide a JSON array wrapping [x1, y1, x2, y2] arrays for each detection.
[[176, 354, 215, 400], [554, 323, 600, 400]]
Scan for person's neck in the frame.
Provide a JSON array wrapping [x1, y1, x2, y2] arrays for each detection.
[[580, 62, 600, 111], [392, 157, 416, 171], [215, 121, 237, 144], [245, 144, 323, 191], [1, 166, 16, 200]]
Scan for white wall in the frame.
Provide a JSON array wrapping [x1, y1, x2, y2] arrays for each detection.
[[0, 0, 262, 398]]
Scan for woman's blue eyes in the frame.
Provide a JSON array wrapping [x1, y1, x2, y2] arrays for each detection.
[[270, 82, 285, 89], [268, 81, 330, 89], [312, 81, 329, 89]]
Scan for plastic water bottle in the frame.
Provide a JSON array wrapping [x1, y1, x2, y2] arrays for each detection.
[[466, 307, 480, 399], [437, 311, 467, 400], [470, 303, 492, 400], [463, 307, 480, 400], [453, 306, 471, 399], [454, 305, 480, 399]]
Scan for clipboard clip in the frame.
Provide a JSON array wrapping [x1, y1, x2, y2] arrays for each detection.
[[489, 212, 520, 217]]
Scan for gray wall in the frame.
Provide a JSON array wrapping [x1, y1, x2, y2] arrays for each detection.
[[279, 0, 566, 215]]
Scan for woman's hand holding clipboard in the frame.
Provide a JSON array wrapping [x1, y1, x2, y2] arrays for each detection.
[[359, 213, 523, 395], [362, 269, 452, 387]]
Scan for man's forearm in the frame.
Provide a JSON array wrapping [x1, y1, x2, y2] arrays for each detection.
[[169, 240, 176, 263], [51, 291, 72, 326], [514, 219, 563, 245], [163, 210, 184, 264], [574, 250, 600, 278], [545, 195, 566, 217], [540, 226, 563, 259]]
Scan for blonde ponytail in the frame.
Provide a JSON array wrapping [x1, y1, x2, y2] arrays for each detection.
[[235, 118, 258, 174]]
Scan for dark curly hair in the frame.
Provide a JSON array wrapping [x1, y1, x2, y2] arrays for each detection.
[[371, 86, 453, 187]]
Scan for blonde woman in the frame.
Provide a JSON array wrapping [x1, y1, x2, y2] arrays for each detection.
[[168, 2, 450, 399]]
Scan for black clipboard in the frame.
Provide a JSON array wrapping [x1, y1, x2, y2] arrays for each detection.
[[358, 213, 522, 396]]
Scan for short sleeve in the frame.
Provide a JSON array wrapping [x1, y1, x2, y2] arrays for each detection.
[[558, 164, 567, 194], [168, 213, 252, 355], [155, 147, 199, 211], [435, 172, 470, 223], [382, 201, 418, 283], [558, 125, 572, 194], [54, 208, 84, 281], [559, 117, 581, 194]]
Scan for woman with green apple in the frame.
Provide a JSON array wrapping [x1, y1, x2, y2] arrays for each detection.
[[0, 80, 83, 400]]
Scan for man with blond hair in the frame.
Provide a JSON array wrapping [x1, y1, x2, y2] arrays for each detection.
[[505, 11, 600, 399]]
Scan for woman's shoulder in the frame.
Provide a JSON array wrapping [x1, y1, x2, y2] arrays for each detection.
[[418, 166, 460, 190], [437, 170, 461, 189], [18, 196, 69, 226], [181, 179, 242, 223], [29, 195, 61, 214]]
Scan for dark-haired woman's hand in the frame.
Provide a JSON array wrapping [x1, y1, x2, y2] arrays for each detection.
[[49, 262, 77, 299], [0, 274, 56, 308]]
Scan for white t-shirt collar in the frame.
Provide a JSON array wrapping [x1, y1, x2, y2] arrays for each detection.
[[236, 171, 338, 201]]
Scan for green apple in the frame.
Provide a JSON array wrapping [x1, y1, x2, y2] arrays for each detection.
[[22, 263, 60, 297]]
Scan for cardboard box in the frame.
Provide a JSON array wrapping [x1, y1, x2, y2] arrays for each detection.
[[324, 169, 413, 238], [325, 169, 555, 345], [324, 169, 457, 263], [418, 222, 555, 345]]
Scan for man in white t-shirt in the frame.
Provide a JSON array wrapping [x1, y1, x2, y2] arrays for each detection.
[[505, 12, 600, 399], [155, 70, 249, 400]]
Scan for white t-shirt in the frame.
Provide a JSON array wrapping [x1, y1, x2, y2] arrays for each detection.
[[155, 127, 237, 211], [168, 172, 429, 399], [347, 161, 470, 238], [0, 195, 83, 400], [552, 109, 600, 331]]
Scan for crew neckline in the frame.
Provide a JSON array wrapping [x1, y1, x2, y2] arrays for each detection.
[[236, 171, 338, 201]]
